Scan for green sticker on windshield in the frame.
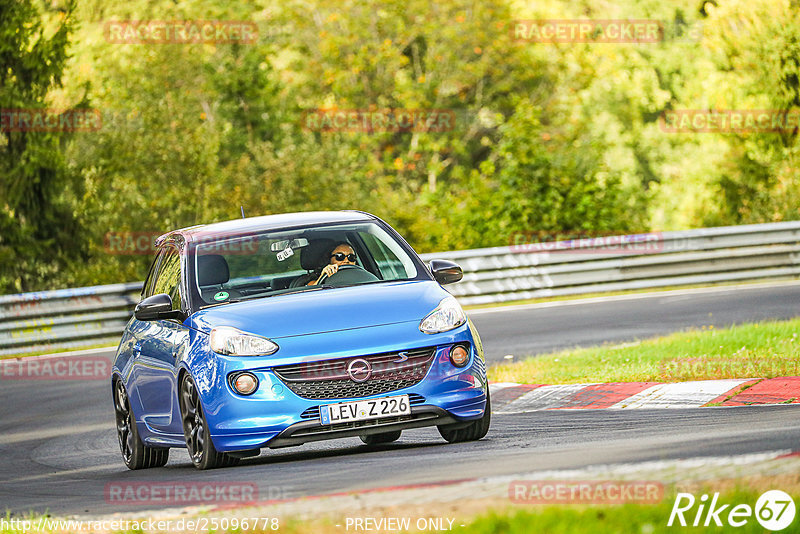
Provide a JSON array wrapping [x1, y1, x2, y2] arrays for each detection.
[[213, 291, 229, 301]]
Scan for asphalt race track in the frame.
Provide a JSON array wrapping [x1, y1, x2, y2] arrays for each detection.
[[1, 283, 799, 517], [471, 282, 800, 362]]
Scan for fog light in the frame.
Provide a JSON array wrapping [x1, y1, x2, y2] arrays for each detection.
[[233, 372, 258, 395], [450, 345, 469, 367]]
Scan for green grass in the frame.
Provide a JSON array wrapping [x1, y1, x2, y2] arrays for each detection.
[[461, 487, 798, 534], [488, 318, 800, 384], [5, 484, 798, 534]]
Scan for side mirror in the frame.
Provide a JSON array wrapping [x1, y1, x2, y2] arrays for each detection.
[[134, 293, 186, 322], [429, 259, 463, 285]]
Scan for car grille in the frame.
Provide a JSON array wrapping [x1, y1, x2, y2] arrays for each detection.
[[300, 393, 427, 419], [273, 347, 436, 400]]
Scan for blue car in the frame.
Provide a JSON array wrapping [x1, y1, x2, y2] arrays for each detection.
[[112, 211, 490, 469]]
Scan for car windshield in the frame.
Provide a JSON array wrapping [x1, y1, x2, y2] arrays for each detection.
[[193, 221, 419, 306]]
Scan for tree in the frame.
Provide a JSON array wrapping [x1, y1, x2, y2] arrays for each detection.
[[698, 0, 800, 225], [0, 0, 83, 292]]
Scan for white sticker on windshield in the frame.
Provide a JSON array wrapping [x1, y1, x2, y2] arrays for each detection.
[[277, 246, 294, 261]]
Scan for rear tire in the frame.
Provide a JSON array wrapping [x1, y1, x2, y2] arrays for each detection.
[[113, 380, 170, 470], [438, 391, 491, 443], [360, 430, 402, 445], [180, 375, 240, 470]]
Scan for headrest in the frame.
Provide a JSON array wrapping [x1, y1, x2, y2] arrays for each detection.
[[300, 238, 335, 271], [197, 254, 230, 286]]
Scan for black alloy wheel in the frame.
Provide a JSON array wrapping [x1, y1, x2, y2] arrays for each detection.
[[113, 379, 169, 469]]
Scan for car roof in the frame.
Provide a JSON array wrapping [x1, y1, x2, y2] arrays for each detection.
[[158, 210, 377, 245]]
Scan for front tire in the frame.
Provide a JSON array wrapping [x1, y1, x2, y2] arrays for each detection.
[[113, 380, 169, 470], [438, 391, 491, 443], [180, 375, 240, 470]]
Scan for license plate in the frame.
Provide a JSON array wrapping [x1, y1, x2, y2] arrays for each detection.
[[320, 395, 411, 425]]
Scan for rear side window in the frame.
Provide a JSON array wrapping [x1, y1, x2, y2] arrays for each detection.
[[142, 249, 165, 299], [151, 247, 183, 311]]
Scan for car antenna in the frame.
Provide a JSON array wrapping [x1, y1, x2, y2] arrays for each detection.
[[240, 206, 246, 219]]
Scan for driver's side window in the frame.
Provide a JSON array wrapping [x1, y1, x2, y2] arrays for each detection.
[[360, 233, 403, 280]]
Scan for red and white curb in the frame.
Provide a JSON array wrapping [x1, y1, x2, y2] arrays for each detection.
[[490, 377, 800, 413]]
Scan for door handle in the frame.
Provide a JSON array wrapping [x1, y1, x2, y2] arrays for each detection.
[[132, 342, 142, 356]]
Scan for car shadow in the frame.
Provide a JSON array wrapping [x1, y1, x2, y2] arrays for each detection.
[[164, 438, 451, 471]]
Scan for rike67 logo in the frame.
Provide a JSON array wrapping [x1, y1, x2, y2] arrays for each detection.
[[669, 490, 796, 531]]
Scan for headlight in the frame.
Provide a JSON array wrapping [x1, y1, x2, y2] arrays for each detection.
[[209, 327, 279, 356], [419, 296, 467, 334]]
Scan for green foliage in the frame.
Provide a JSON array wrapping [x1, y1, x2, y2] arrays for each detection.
[[0, 0, 83, 292], [694, 0, 800, 225], [1, 0, 798, 292], [464, 487, 797, 534]]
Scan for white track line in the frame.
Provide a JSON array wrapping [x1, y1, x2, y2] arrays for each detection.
[[496, 383, 597, 413], [489, 382, 521, 393], [610, 380, 749, 409]]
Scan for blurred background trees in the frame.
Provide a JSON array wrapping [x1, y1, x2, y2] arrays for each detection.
[[0, 0, 83, 292], [1, 0, 798, 292]]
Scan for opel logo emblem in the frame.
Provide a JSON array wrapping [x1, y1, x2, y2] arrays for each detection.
[[347, 358, 372, 383]]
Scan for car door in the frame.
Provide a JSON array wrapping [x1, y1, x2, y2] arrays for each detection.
[[133, 244, 187, 437]]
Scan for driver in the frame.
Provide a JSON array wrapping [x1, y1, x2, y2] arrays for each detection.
[[308, 242, 357, 285]]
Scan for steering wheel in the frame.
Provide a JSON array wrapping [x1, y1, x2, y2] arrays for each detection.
[[317, 264, 360, 284], [317, 264, 378, 286]]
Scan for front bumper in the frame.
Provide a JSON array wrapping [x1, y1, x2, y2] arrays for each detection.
[[268, 406, 463, 448], [190, 321, 488, 452]]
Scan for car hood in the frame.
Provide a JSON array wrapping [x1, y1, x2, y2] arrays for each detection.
[[189, 280, 451, 339]]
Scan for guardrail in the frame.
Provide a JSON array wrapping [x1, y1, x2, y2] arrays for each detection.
[[1, 221, 799, 356], [0, 283, 142, 356], [426, 221, 800, 306]]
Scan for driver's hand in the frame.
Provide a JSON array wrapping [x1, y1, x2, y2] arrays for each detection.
[[322, 264, 339, 278], [314, 264, 339, 284]]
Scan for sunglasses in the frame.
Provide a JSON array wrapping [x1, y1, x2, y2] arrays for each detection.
[[331, 252, 357, 262]]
